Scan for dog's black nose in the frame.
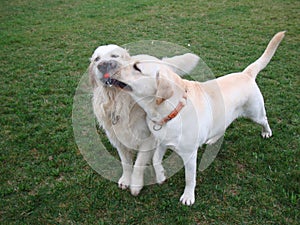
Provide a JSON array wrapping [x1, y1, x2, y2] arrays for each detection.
[[97, 60, 118, 74]]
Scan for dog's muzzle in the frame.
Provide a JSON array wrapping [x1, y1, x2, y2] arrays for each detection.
[[97, 60, 132, 91], [97, 60, 119, 82]]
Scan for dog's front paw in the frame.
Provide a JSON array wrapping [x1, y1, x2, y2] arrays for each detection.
[[130, 175, 143, 196], [154, 163, 166, 184], [156, 171, 166, 185], [180, 191, 195, 206], [130, 185, 143, 196], [118, 175, 130, 190], [261, 130, 272, 138]]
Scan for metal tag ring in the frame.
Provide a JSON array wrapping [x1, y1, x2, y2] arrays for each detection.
[[111, 112, 120, 125], [153, 124, 162, 131]]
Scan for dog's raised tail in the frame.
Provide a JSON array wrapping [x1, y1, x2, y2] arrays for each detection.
[[243, 31, 285, 79]]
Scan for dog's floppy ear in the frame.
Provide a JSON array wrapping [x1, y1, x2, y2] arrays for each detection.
[[156, 71, 174, 105], [88, 65, 98, 88], [162, 53, 199, 76]]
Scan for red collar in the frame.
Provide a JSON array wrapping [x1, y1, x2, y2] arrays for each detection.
[[153, 90, 187, 131]]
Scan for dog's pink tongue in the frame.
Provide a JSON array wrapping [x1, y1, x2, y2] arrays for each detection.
[[104, 73, 110, 78]]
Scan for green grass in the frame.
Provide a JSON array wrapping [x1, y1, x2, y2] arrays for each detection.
[[1, 0, 299, 224]]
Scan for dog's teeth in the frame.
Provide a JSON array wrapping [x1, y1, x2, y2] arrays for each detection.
[[105, 78, 113, 86]]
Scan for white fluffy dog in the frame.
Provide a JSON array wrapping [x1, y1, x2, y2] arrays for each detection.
[[107, 32, 285, 205], [88, 45, 199, 195]]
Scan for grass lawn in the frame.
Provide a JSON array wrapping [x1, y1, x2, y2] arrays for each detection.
[[1, 0, 299, 224]]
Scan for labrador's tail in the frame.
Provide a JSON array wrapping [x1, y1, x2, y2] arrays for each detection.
[[243, 31, 285, 79]]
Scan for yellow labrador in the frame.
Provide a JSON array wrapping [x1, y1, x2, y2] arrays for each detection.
[[89, 45, 199, 195], [107, 32, 285, 205]]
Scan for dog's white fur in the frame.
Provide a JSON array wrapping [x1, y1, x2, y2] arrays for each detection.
[[89, 44, 199, 195], [113, 32, 285, 205]]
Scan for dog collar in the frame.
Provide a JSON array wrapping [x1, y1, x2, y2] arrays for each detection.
[[153, 90, 187, 131]]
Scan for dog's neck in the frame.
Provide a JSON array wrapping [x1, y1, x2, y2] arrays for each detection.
[[155, 90, 187, 126], [134, 83, 188, 125]]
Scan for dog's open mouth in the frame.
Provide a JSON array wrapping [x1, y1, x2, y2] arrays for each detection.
[[102, 77, 132, 91]]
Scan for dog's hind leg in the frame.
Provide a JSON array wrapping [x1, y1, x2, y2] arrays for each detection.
[[253, 114, 272, 138], [245, 92, 272, 138]]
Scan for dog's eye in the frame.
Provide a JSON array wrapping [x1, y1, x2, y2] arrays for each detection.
[[111, 54, 119, 58], [95, 57, 100, 62], [133, 63, 142, 73]]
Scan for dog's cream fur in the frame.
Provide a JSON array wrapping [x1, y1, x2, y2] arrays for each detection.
[[89, 44, 199, 195], [113, 32, 285, 205]]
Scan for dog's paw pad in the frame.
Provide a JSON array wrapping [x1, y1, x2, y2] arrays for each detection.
[[180, 193, 195, 206]]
